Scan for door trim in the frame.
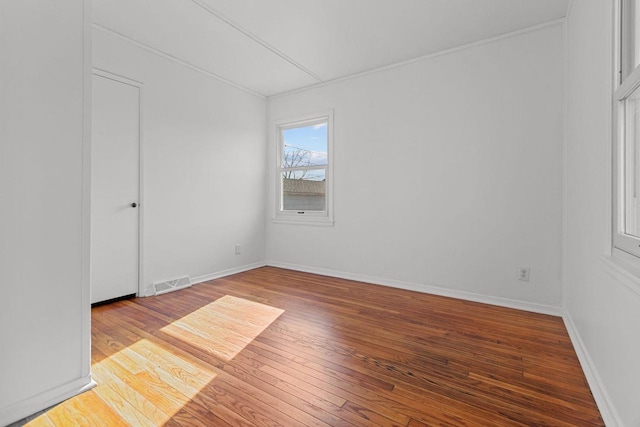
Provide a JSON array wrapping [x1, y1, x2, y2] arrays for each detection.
[[92, 68, 145, 297]]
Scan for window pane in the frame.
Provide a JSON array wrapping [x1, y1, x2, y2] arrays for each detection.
[[623, 0, 640, 79], [624, 85, 640, 237], [282, 169, 326, 211], [282, 122, 328, 168]]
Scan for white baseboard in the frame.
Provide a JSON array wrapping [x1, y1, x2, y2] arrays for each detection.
[[0, 375, 96, 427], [266, 261, 563, 316], [563, 312, 622, 427], [191, 261, 267, 285]]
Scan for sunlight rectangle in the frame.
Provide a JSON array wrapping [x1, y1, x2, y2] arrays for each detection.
[[27, 338, 218, 426], [161, 295, 284, 360]]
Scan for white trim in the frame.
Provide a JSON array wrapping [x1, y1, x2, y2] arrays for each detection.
[[562, 312, 623, 427], [80, 0, 94, 390], [268, 18, 566, 100], [189, 0, 324, 84], [603, 2, 619, 255], [266, 261, 563, 316], [601, 252, 640, 296], [92, 23, 265, 99], [272, 217, 334, 227], [615, 60, 640, 99], [0, 375, 96, 427], [138, 80, 146, 298], [191, 261, 267, 285], [562, 18, 569, 312], [565, 0, 575, 19], [273, 110, 334, 129], [92, 67, 142, 87]]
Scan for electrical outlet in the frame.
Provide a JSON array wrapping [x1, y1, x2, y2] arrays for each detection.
[[235, 244, 241, 255], [518, 267, 530, 282]]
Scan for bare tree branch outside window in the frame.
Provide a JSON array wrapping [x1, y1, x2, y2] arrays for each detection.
[[283, 145, 313, 179]]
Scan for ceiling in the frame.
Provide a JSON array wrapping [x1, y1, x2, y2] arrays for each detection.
[[93, 0, 570, 97]]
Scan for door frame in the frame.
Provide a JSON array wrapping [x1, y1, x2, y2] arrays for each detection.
[[92, 68, 145, 297]]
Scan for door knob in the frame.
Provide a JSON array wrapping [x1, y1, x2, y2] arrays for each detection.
[[130, 202, 137, 208]]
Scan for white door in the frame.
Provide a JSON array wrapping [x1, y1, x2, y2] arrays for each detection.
[[91, 73, 140, 304]]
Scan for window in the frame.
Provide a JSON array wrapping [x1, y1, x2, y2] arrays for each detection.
[[614, 0, 640, 258], [274, 111, 333, 225]]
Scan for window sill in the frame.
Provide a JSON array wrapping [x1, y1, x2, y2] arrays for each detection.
[[272, 216, 334, 227], [600, 250, 640, 297]]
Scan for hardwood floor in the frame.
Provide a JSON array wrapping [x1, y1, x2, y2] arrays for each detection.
[[26, 267, 603, 426]]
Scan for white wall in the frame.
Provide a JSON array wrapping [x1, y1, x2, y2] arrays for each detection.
[[565, 2, 640, 426], [0, 1, 93, 425], [93, 28, 266, 290], [267, 24, 564, 313]]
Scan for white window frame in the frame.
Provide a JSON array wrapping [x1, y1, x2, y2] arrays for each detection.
[[273, 110, 334, 226], [614, 0, 640, 260]]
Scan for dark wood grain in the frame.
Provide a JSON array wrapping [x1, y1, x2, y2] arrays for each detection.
[[27, 266, 603, 426]]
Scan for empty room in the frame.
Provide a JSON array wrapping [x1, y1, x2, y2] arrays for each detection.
[[1, 0, 639, 426]]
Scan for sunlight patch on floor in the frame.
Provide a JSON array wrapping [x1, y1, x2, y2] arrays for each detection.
[[26, 338, 217, 426], [24, 296, 282, 426], [161, 295, 284, 361]]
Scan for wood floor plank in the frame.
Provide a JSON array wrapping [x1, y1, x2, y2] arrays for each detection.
[[23, 413, 56, 427], [27, 266, 603, 426], [91, 359, 174, 426], [71, 390, 129, 427], [91, 379, 158, 427]]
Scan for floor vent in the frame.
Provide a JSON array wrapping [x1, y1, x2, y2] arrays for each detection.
[[151, 276, 192, 296]]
